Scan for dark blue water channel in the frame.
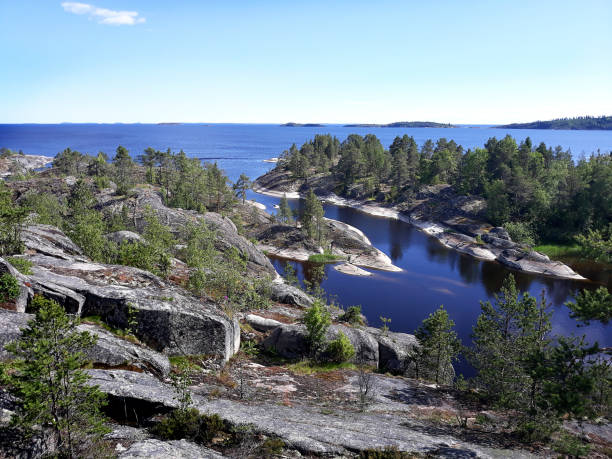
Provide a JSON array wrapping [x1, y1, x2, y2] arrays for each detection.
[[253, 192, 611, 376]]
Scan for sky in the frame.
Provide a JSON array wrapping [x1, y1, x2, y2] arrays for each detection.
[[1, 1, 611, 124]]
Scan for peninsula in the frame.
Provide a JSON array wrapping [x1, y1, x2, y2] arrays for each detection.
[[497, 115, 612, 130], [344, 121, 456, 128]]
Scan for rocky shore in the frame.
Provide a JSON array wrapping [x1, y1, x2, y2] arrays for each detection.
[[254, 168, 586, 281]]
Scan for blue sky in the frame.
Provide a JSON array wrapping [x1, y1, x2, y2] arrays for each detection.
[[1, 1, 611, 124]]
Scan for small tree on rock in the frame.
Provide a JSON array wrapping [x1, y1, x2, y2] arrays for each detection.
[[2, 296, 109, 457], [414, 305, 461, 386]]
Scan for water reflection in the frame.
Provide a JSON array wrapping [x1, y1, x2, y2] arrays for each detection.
[[261, 194, 610, 362]]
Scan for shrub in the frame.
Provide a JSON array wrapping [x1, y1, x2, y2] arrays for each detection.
[[303, 300, 331, 356], [326, 331, 355, 363], [0, 273, 20, 302], [338, 305, 364, 325], [260, 437, 285, 455], [28, 294, 56, 314], [552, 431, 591, 457], [6, 256, 33, 275], [503, 221, 536, 246], [151, 408, 225, 445]]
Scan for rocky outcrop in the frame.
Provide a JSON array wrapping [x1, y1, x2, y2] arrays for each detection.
[[0, 257, 32, 312], [0, 309, 170, 376], [98, 188, 275, 276], [268, 280, 313, 308], [254, 170, 586, 281], [105, 231, 144, 244], [0, 153, 52, 178], [252, 218, 401, 273], [87, 369, 535, 458], [263, 323, 380, 367], [118, 439, 225, 459], [15, 225, 240, 361]]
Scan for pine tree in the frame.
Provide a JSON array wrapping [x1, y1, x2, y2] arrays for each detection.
[[301, 189, 325, 244], [113, 145, 135, 195], [233, 173, 251, 204], [278, 193, 293, 224], [3, 296, 109, 457], [469, 275, 551, 410], [414, 306, 461, 385]]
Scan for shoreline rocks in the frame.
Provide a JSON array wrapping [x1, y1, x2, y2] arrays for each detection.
[[253, 173, 586, 281]]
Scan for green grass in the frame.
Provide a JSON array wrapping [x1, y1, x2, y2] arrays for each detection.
[[81, 315, 140, 344], [287, 360, 356, 374], [308, 253, 345, 263], [6, 256, 33, 275], [533, 243, 582, 259]]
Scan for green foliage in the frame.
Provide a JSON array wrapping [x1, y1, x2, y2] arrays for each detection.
[[533, 243, 582, 259], [181, 220, 217, 268], [301, 189, 325, 244], [326, 331, 355, 363], [498, 115, 612, 130], [20, 191, 67, 228], [379, 316, 391, 336], [233, 173, 251, 204], [6, 256, 33, 275], [277, 193, 294, 224], [566, 286, 612, 325], [0, 273, 20, 302], [0, 182, 28, 256], [504, 221, 536, 246], [303, 299, 331, 356], [52, 147, 89, 176], [308, 251, 343, 263], [3, 297, 109, 457], [260, 437, 285, 456], [413, 305, 461, 385], [278, 133, 612, 253], [282, 262, 299, 286], [359, 446, 412, 458], [151, 408, 225, 445], [469, 275, 551, 410], [139, 148, 234, 212], [552, 431, 591, 457], [113, 145, 135, 195], [575, 224, 612, 263], [338, 305, 365, 325]]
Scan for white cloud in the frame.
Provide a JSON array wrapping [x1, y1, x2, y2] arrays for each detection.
[[61, 2, 145, 26]]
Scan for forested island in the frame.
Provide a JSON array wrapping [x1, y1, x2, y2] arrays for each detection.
[[344, 121, 456, 128], [257, 133, 612, 274], [280, 122, 324, 127], [498, 115, 612, 130]]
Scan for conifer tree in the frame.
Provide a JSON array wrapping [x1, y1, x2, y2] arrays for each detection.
[[3, 296, 108, 457], [112, 145, 135, 195], [278, 193, 293, 224], [414, 305, 461, 386]]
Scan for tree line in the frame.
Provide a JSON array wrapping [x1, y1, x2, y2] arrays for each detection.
[[277, 134, 612, 257]]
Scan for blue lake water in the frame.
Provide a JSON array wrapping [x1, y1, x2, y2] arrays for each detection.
[[1, 123, 610, 373]]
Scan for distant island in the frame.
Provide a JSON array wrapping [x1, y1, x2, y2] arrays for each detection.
[[281, 122, 324, 127], [497, 115, 612, 130], [157, 122, 182, 125], [344, 121, 456, 128]]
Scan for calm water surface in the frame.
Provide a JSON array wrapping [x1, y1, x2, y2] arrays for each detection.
[[1, 123, 610, 367]]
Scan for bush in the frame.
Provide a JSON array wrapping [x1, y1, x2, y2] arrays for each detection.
[[6, 256, 33, 275], [552, 431, 591, 457], [151, 408, 225, 445], [28, 294, 56, 314], [0, 273, 20, 302], [503, 221, 536, 246], [338, 305, 364, 325], [326, 331, 355, 363], [303, 300, 331, 356]]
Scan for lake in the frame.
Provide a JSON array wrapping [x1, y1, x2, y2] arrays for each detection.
[[1, 123, 610, 372]]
